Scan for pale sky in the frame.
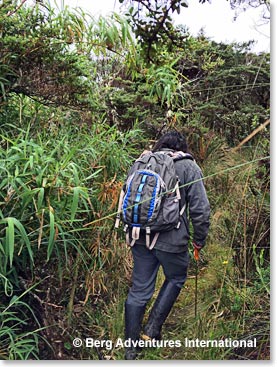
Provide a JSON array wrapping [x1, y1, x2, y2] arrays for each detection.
[[56, 0, 270, 53]]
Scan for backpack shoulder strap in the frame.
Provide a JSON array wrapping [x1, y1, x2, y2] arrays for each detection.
[[135, 150, 152, 162], [172, 151, 195, 162]]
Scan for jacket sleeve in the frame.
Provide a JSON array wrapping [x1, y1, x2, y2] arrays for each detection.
[[184, 161, 210, 247]]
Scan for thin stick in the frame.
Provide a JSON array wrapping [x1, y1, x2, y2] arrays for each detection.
[[194, 259, 198, 318], [232, 119, 270, 152], [7, 0, 27, 16]]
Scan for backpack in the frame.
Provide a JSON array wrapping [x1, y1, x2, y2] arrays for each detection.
[[115, 150, 194, 249]]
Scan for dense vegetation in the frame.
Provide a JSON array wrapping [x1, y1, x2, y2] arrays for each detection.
[[0, 0, 269, 360]]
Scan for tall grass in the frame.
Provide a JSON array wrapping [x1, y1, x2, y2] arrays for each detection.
[[0, 122, 140, 266], [83, 140, 269, 361], [0, 107, 144, 359], [0, 281, 44, 360], [0, 93, 269, 360], [156, 145, 269, 360], [104, 140, 269, 361]]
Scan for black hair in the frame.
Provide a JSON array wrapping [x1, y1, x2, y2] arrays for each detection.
[[152, 130, 188, 153]]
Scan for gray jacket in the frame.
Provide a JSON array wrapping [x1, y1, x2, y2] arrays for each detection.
[[135, 156, 210, 253]]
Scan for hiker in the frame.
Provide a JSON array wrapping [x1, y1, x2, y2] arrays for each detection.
[[119, 131, 210, 359]]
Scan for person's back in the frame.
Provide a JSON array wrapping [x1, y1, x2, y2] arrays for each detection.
[[134, 155, 210, 253], [122, 130, 210, 360]]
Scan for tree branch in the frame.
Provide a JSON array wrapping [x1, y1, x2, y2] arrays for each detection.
[[7, 0, 28, 16]]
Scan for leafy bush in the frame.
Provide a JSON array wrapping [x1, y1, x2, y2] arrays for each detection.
[[0, 96, 143, 358]]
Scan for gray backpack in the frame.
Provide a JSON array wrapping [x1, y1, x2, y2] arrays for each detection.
[[115, 150, 193, 249]]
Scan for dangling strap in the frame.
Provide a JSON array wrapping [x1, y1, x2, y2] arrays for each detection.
[[145, 227, 151, 248], [148, 232, 160, 250], [129, 227, 140, 247], [123, 224, 130, 245], [176, 203, 187, 229], [180, 202, 187, 216], [115, 189, 125, 228], [175, 181, 181, 200], [145, 227, 160, 250]]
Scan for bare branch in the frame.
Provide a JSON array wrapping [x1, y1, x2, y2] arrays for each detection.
[[7, 0, 27, 16]]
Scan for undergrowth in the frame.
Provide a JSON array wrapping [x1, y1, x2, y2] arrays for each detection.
[[96, 143, 270, 361], [0, 113, 144, 359], [0, 0, 270, 360]]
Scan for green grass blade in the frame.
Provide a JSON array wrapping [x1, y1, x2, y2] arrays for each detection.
[[71, 187, 80, 222], [47, 210, 55, 261], [37, 188, 45, 210], [0, 217, 33, 266], [6, 218, 14, 268], [13, 218, 33, 264]]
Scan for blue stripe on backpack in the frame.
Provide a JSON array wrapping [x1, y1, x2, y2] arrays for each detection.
[[133, 174, 147, 223]]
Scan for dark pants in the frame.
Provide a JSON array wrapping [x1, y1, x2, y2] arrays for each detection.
[[126, 244, 190, 306]]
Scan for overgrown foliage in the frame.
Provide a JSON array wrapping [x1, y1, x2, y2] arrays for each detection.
[[0, 0, 269, 360]]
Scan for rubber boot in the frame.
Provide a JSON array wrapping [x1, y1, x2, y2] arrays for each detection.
[[143, 280, 181, 340], [124, 302, 146, 360]]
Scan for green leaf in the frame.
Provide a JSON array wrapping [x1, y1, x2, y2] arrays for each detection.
[[0, 217, 33, 268], [64, 342, 72, 351], [37, 188, 45, 210], [47, 210, 55, 261], [71, 187, 80, 222], [6, 218, 15, 268], [181, 1, 189, 7]]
